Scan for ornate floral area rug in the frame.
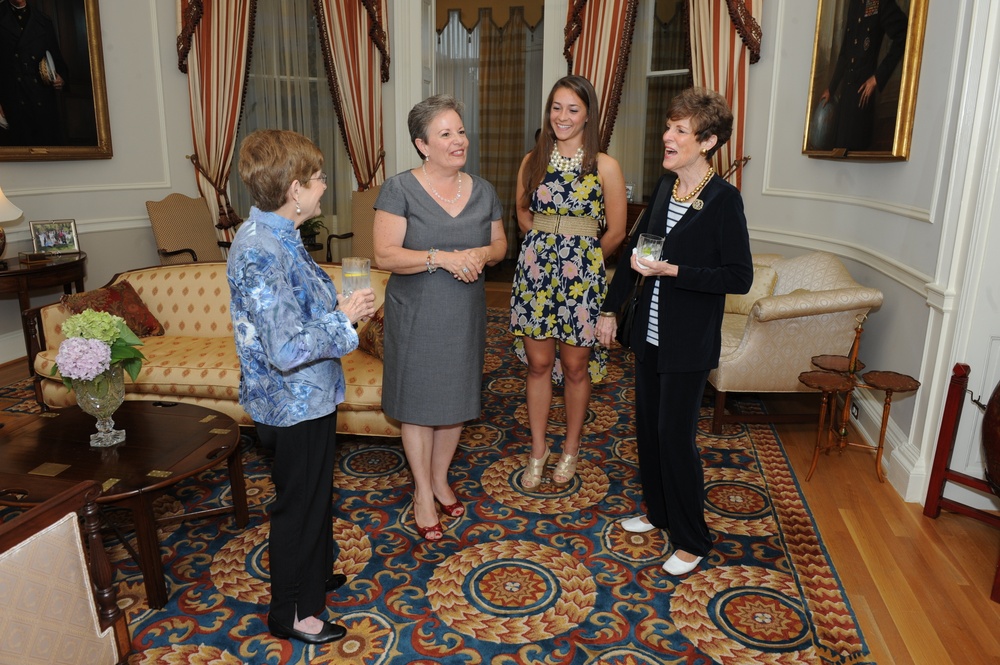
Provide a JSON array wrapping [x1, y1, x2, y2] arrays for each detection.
[[0, 309, 873, 664]]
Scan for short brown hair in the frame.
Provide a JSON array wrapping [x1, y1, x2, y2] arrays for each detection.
[[408, 94, 464, 162], [667, 88, 733, 160], [238, 129, 324, 211]]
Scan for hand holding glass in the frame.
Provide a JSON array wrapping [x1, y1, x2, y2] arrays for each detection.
[[636, 234, 664, 263], [341, 257, 370, 297]]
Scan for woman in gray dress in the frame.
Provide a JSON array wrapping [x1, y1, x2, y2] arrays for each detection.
[[373, 94, 506, 541]]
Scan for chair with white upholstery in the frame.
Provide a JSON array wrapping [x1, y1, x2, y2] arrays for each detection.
[[708, 251, 884, 434], [0, 481, 130, 664]]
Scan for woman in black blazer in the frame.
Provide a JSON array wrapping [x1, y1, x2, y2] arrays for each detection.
[[597, 88, 753, 576]]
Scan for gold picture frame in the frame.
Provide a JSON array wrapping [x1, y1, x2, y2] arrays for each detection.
[[29, 219, 80, 254], [0, 0, 112, 161], [803, 0, 926, 161]]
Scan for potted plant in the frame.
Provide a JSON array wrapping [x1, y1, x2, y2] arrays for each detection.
[[299, 216, 328, 246]]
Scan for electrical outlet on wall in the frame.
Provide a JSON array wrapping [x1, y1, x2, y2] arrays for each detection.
[[851, 403, 860, 420]]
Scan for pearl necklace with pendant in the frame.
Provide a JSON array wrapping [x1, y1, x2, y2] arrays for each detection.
[[550, 146, 584, 172], [422, 162, 462, 204], [672, 166, 715, 203]]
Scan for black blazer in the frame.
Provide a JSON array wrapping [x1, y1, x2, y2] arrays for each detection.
[[604, 173, 753, 372]]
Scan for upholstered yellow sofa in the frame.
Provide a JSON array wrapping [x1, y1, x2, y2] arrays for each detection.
[[26, 262, 400, 437], [708, 251, 884, 433]]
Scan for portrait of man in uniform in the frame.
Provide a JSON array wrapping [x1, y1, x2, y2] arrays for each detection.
[[803, 0, 926, 160], [0, 0, 111, 161]]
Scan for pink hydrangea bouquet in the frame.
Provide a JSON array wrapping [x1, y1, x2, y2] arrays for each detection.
[[52, 309, 145, 387]]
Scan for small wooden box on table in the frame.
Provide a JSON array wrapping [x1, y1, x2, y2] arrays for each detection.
[[0, 401, 248, 609]]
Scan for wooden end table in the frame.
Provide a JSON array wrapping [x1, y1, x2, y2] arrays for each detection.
[[0, 252, 87, 375], [0, 400, 247, 609]]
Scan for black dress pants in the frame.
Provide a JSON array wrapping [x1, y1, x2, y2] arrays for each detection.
[[634, 342, 713, 557], [256, 411, 339, 625]]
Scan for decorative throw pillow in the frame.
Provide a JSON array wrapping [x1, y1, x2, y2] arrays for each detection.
[[62, 280, 165, 337], [725, 265, 778, 315], [356, 304, 385, 360]]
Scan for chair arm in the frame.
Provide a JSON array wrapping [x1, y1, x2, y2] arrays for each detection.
[[326, 232, 355, 262], [751, 287, 883, 322], [23, 304, 47, 376], [158, 247, 198, 262]]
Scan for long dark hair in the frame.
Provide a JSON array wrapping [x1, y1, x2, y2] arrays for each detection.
[[520, 75, 601, 209]]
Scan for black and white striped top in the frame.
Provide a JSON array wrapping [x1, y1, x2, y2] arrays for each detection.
[[646, 197, 692, 346]]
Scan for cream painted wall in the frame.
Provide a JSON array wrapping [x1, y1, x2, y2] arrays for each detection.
[[0, 0, 196, 365]]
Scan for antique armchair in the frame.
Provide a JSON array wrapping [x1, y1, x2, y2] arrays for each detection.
[[0, 480, 131, 664], [708, 251, 884, 434], [146, 193, 230, 264]]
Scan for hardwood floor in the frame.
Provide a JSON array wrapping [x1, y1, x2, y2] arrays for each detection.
[[3, 288, 998, 662]]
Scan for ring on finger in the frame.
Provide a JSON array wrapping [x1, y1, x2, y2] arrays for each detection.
[[462, 267, 469, 273]]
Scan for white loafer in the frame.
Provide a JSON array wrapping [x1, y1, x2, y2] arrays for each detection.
[[662, 553, 703, 576], [621, 516, 657, 533]]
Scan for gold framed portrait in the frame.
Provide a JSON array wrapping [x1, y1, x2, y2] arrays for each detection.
[[0, 0, 112, 161], [803, 0, 927, 161]]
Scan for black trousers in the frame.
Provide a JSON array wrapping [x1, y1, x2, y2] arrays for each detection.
[[256, 412, 339, 624], [634, 343, 713, 557]]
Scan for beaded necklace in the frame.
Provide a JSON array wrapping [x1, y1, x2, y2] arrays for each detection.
[[422, 162, 462, 204], [549, 146, 584, 172], [672, 166, 714, 203]]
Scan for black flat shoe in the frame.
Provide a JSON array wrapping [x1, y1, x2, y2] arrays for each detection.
[[267, 615, 346, 644], [325, 573, 348, 593]]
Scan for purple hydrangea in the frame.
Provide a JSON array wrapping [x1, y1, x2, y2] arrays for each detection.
[[54, 336, 112, 381]]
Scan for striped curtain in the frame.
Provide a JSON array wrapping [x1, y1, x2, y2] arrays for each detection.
[[314, 0, 390, 191], [564, 0, 640, 152], [177, 0, 255, 238], [689, 0, 762, 189], [479, 8, 527, 258]]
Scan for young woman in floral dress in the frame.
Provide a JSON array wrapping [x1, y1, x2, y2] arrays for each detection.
[[509, 75, 627, 489]]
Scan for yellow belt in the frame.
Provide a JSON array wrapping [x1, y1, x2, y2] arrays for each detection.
[[531, 213, 601, 237]]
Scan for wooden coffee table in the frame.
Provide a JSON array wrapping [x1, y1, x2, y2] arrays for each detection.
[[0, 401, 248, 609]]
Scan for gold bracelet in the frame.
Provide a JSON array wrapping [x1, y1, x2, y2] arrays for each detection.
[[598, 311, 616, 318]]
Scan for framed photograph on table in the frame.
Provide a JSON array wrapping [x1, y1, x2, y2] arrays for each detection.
[[0, 0, 112, 161], [29, 219, 79, 254], [802, 0, 927, 161]]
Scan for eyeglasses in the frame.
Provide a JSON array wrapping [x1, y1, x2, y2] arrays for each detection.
[[310, 173, 328, 184]]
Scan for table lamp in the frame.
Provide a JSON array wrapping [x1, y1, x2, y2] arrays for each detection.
[[0, 183, 23, 270]]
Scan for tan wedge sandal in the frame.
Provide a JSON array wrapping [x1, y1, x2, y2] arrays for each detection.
[[552, 452, 579, 485], [521, 446, 549, 490]]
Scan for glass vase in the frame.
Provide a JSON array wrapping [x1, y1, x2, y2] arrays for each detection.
[[72, 364, 126, 447]]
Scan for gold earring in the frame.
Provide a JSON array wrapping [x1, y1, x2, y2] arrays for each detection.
[[700, 148, 708, 156]]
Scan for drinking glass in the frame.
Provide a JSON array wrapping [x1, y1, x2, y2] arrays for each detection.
[[636, 233, 664, 262], [341, 257, 371, 297]]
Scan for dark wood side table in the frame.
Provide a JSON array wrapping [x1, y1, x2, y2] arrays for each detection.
[[0, 252, 87, 374], [0, 400, 247, 609]]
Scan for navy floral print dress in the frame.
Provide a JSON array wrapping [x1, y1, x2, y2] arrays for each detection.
[[509, 165, 609, 384]]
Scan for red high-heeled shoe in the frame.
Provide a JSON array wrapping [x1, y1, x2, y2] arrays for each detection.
[[437, 499, 465, 518], [415, 521, 444, 541]]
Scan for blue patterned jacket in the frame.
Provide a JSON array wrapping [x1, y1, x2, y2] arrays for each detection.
[[227, 207, 357, 427]]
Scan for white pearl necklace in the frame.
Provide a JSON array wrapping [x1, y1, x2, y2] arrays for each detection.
[[550, 146, 584, 172], [422, 162, 462, 204]]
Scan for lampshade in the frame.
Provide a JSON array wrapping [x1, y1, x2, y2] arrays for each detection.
[[0, 184, 22, 222]]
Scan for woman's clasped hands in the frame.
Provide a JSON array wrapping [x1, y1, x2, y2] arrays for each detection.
[[442, 248, 489, 283]]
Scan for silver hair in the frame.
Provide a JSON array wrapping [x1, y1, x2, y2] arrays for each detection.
[[407, 94, 465, 161]]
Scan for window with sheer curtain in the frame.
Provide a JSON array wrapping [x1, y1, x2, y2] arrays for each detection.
[[435, 9, 545, 176], [228, 0, 351, 258]]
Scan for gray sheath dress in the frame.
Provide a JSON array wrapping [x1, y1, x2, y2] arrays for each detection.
[[374, 171, 502, 426]]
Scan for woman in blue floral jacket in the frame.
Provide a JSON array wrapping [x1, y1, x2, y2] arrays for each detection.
[[227, 129, 375, 645]]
